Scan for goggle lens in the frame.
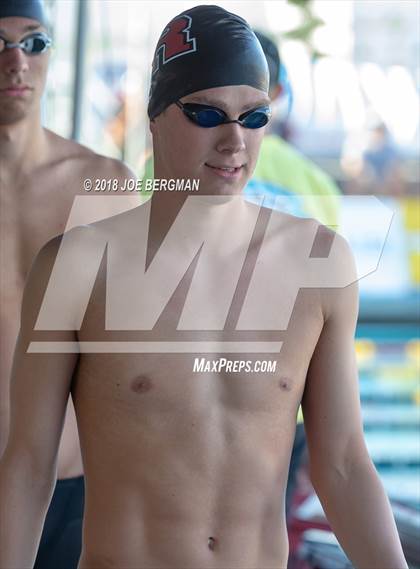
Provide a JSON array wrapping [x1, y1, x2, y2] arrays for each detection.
[[194, 108, 226, 127], [24, 35, 50, 54], [0, 33, 52, 55], [242, 109, 270, 129]]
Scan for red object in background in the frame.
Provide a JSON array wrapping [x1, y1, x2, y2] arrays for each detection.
[[287, 466, 331, 569]]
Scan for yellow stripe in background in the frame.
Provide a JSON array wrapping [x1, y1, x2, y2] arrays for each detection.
[[401, 197, 420, 231], [406, 339, 420, 366], [409, 252, 420, 284], [355, 339, 377, 365]]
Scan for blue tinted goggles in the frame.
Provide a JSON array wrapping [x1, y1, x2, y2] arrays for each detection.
[[176, 100, 271, 129]]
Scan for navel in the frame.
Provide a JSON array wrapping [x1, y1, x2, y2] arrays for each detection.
[[208, 536, 217, 551], [130, 375, 153, 394]]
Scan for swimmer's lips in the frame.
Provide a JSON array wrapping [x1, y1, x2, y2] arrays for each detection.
[[205, 163, 244, 180], [0, 84, 32, 97]]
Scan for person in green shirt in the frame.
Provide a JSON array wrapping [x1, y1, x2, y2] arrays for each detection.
[[246, 31, 340, 230]]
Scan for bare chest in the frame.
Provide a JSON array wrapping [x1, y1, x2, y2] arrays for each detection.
[[77, 268, 323, 423], [1, 171, 77, 280]]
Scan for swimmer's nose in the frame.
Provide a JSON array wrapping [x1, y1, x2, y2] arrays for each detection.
[[3, 46, 30, 75], [216, 122, 246, 154]]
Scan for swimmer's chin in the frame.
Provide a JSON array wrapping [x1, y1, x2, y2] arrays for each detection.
[[195, 194, 241, 206], [196, 184, 247, 200]]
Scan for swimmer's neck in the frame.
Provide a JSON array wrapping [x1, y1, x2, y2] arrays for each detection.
[[147, 189, 250, 261], [0, 111, 48, 174], [150, 187, 248, 226]]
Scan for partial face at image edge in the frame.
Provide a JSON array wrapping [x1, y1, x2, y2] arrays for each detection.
[[0, 15, 50, 125]]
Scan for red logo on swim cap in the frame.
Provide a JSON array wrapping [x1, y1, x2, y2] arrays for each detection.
[[152, 15, 197, 74]]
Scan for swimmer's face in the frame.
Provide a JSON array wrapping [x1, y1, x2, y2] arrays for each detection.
[[150, 85, 270, 195], [0, 17, 50, 125]]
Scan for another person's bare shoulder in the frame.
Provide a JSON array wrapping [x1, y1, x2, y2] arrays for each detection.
[[44, 129, 136, 188]]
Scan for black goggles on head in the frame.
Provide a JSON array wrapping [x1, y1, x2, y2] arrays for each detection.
[[175, 100, 271, 129], [0, 32, 52, 55]]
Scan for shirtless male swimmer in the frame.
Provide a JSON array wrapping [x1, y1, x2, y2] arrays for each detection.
[[0, 1, 137, 567], [0, 5, 408, 569]]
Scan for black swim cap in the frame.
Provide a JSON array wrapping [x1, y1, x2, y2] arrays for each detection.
[[0, 0, 47, 27], [148, 4, 269, 119]]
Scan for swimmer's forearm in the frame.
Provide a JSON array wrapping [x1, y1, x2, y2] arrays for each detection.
[[311, 457, 408, 569], [0, 456, 54, 568]]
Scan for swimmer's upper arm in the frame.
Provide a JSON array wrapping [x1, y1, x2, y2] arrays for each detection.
[[300, 233, 408, 569], [302, 235, 368, 479], [4, 235, 78, 476]]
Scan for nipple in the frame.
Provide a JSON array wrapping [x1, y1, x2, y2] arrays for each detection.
[[131, 376, 153, 394]]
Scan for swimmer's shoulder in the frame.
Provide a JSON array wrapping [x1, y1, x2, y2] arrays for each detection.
[[255, 202, 327, 239], [64, 199, 147, 248], [255, 203, 353, 269], [21, 224, 110, 331], [273, 208, 352, 267], [33, 224, 106, 273]]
